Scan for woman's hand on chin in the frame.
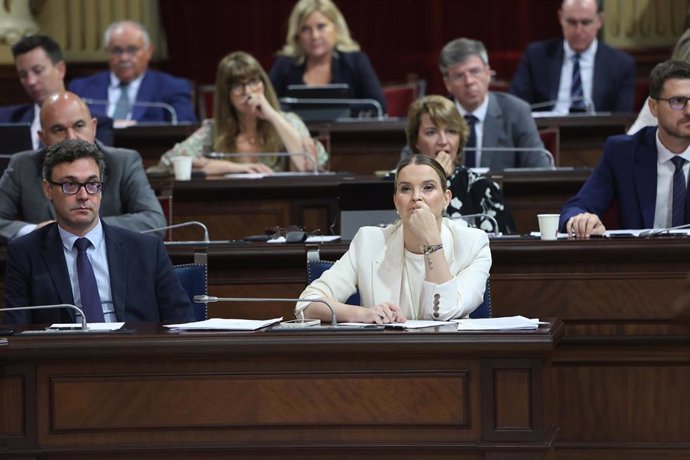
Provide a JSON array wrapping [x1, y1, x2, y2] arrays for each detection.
[[246, 92, 278, 122]]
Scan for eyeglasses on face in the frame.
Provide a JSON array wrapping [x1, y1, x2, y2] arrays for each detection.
[[656, 96, 690, 111], [446, 67, 486, 83], [230, 77, 262, 95], [108, 46, 142, 57], [49, 181, 103, 195]]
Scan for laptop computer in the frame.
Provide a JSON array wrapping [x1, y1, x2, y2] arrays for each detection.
[[282, 84, 351, 122], [338, 180, 397, 240], [0, 123, 32, 173]]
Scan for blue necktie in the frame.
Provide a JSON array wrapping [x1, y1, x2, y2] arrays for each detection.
[[464, 114, 478, 168], [570, 54, 585, 112], [75, 238, 104, 322], [671, 156, 687, 227], [112, 83, 130, 119]]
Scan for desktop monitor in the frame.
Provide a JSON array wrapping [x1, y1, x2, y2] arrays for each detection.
[[282, 84, 351, 122], [339, 180, 397, 240], [0, 123, 32, 173]]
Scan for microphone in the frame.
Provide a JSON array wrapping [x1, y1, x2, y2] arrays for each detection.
[[0, 304, 87, 330], [279, 97, 384, 120], [193, 295, 382, 330], [140, 221, 210, 243], [529, 96, 595, 113], [638, 223, 690, 237], [204, 152, 319, 174], [463, 146, 556, 167], [81, 98, 179, 125]]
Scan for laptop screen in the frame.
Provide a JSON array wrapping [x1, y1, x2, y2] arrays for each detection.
[[338, 180, 397, 240], [282, 84, 351, 122]]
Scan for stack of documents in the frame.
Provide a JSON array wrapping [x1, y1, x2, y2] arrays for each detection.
[[456, 315, 544, 331], [165, 318, 282, 331]]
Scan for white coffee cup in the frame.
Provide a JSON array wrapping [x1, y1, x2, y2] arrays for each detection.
[[172, 156, 193, 181], [537, 214, 560, 240]]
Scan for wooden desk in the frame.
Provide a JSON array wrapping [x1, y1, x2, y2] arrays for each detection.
[[162, 238, 690, 460], [149, 169, 589, 239], [116, 114, 632, 173], [0, 323, 560, 458]]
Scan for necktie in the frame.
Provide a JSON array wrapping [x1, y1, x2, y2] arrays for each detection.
[[464, 114, 478, 168], [112, 83, 130, 119], [671, 156, 687, 227], [74, 238, 104, 322], [570, 54, 586, 112]]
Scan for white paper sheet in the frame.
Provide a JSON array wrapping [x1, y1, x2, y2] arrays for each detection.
[[164, 317, 283, 331], [49, 322, 125, 331], [456, 316, 544, 331], [339, 319, 457, 329]]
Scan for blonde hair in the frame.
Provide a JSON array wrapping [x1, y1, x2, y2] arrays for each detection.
[[672, 29, 690, 62], [406, 95, 469, 164], [278, 0, 360, 64], [213, 51, 284, 165]]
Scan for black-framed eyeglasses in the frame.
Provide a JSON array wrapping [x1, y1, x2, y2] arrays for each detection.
[[49, 181, 103, 195], [230, 77, 262, 95], [655, 96, 690, 111]]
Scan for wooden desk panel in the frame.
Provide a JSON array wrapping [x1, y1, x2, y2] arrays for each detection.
[[1, 324, 560, 458]]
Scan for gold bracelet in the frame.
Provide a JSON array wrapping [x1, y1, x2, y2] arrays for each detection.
[[421, 243, 443, 255]]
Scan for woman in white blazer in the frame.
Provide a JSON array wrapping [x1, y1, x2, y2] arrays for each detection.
[[296, 154, 491, 324]]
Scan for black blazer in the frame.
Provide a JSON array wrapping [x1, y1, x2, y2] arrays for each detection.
[[2, 221, 195, 324], [509, 38, 635, 113], [269, 51, 387, 115]]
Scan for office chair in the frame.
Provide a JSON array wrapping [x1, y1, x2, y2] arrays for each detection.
[[306, 248, 361, 306], [173, 263, 208, 321], [469, 279, 492, 319]]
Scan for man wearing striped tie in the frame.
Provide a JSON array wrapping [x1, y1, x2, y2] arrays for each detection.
[[510, 0, 635, 114], [560, 60, 690, 238]]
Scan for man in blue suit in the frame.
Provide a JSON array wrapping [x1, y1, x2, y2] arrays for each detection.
[[510, 0, 635, 113], [69, 20, 196, 124], [561, 60, 690, 237], [0, 35, 113, 147], [2, 139, 194, 325]]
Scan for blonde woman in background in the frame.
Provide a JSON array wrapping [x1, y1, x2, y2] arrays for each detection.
[[155, 51, 327, 175], [269, 0, 387, 116], [628, 29, 690, 134]]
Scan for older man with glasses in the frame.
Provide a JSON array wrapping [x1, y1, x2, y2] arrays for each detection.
[[510, 0, 635, 113], [561, 60, 690, 237], [69, 20, 196, 124]]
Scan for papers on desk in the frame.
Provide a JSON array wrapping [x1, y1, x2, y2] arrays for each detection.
[[530, 229, 690, 239], [165, 317, 282, 331], [49, 322, 125, 331], [340, 319, 457, 329], [223, 172, 335, 179], [267, 235, 341, 243], [456, 316, 545, 331]]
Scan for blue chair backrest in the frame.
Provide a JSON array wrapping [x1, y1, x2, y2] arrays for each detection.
[[469, 279, 492, 318], [306, 259, 361, 306], [173, 264, 208, 321]]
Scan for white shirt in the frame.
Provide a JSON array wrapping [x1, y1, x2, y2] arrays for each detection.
[[30, 104, 41, 150], [654, 131, 690, 228], [455, 96, 489, 166], [107, 72, 144, 119], [58, 221, 115, 322], [554, 39, 597, 114]]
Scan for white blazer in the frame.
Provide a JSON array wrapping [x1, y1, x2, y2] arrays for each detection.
[[298, 218, 492, 320]]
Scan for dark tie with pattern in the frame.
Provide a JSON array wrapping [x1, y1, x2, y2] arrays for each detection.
[[671, 156, 687, 227], [75, 238, 104, 322], [464, 114, 478, 168], [570, 54, 586, 112], [112, 83, 130, 119]]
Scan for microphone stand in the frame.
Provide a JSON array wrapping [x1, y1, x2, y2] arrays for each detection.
[[463, 146, 556, 167], [279, 97, 384, 120], [193, 295, 383, 330], [0, 304, 87, 330], [529, 96, 595, 114], [204, 152, 319, 174], [140, 221, 210, 243], [82, 98, 179, 125]]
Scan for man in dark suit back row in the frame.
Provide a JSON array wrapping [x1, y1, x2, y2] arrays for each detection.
[[0, 35, 113, 147], [510, 0, 635, 113], [2, 139, 194, 324]]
